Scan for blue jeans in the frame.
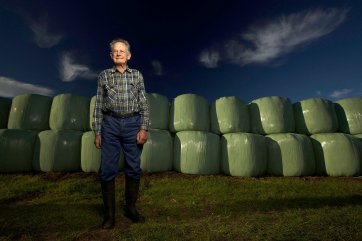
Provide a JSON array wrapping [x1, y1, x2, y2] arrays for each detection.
[[99, 114, 143, 181]]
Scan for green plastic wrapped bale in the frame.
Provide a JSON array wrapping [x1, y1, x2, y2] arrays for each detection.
[[293, 98, 338, 135], [211, 96, 250, 134], [311, 133, 360, 176], [33, 130, 83, 172], [335, 98, 362, 135], [49, 93, 90, 131], [89, 96, 96, 131], [266, 133, 315, 176], [0, 97, 12, 129], [169, 94, 210, 133], [174, 131, 220, 175], [0, 129, 38, 172], [147, 93, 170, 130], [141, 129, 173, 173], [8, 94, 52, 130], [221, 133, 267, 177], [353, 134, 362, 175], [249, 96, 295, 135], [81, 131, 124, 172]]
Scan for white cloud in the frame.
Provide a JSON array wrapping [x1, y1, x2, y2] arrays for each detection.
[[151, 60, 164, 76], [59, 53, 98, 82], [200, 8, 348, 67], [28, 15, 63, 48], [0, 76, 54, 97], [329, 88, 353, 99], [199, 50, 220, 68]]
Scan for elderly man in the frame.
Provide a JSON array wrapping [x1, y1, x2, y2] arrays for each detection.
[[92, 38, 149, 229]]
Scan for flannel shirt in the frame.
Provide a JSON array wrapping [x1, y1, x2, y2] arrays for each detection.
[[92, 66, 149, 135]]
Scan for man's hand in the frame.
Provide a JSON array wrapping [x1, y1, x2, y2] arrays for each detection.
[[137, 129, 148, 145], [94, 134, 102, 149]]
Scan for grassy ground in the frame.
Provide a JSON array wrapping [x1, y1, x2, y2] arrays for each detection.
[[0, 172, 361, 241]]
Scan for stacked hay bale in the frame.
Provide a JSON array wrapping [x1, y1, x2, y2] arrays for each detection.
[[294, 98, 360, 176], [140, 93, 173, 173], [33, 94, 89, 172], [171, 94, 220, 175], [250, 96, 315, 176], [212, 96, 267, 177], [331, 97, 362, 176], [0, 94, 52, 172]]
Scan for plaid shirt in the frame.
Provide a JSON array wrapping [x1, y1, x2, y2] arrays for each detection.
[[92, 66, 149, 135]]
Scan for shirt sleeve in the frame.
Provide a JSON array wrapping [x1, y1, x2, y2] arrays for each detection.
[[137, 72, 150, 130], [92, 72, 104, 135]]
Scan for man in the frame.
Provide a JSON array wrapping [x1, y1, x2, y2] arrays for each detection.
[[92, 38, 149, 229]]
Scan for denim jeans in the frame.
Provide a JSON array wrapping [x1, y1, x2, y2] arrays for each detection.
[[99, 114, 143, 181]]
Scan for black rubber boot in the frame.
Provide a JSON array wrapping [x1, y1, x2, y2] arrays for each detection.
[[101, 179, 115, 229], [124, 177, 145, 223]]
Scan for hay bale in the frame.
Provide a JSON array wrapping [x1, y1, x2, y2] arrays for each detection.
[[353, 134, 362, 175], [147, 93, 170, 130], [0, 97, 12, 129], [249, 96, 295, 134], [221, 133, 267, 177], [174, 131, 220, 175], [49, 93, 90, 131], [169, 94, 210, 132], [311, 133, 360, 176], [266, 133, 315, 176], [33, 130, 82, 172], [81, 131, 124, 172], [293, 98, 338, 135], [0, 129, 38, 172], [141, 129, 173, 173], [89, 96, 96, 131], [8, 94, 52, 130], [335, 98, 362, 134], [211, 96, 250, 134]]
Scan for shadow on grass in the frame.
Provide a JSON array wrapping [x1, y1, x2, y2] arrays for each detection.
[[0, 203, 104, 239], [200, 194, 362, 217]]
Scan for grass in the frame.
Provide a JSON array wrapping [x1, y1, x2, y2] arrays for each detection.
[[0, 172, 361, 241]]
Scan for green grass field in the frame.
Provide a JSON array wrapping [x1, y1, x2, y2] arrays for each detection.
[[0, 172, 361, 241]]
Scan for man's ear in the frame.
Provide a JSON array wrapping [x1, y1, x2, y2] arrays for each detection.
[[127, 52, 132, 60]]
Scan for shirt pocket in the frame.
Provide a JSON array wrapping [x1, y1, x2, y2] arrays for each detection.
[[105, 83, 118, 103]]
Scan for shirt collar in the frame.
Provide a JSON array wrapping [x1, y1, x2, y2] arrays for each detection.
[[112, 66, 132, 73]]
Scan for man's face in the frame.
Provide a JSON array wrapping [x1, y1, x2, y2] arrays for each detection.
[[110, 42, 131, 65]]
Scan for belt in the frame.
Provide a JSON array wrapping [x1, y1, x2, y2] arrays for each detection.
[[104, 112, 139, 118]]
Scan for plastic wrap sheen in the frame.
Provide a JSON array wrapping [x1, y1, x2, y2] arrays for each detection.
[[173, 131, 220, 175], [266, 133, 315, 176], [311, 133, 360, 176], [169, 94, 210, 132], [141, 129, 173, 172], [293, 98, 338, 135], [211, 96, 250, 134], [49, 94, 90, 131], [335, 98, 362, 134], [221, 133, 267, 176], [33, 130, 82, 172], [8, 94, 52, 130]]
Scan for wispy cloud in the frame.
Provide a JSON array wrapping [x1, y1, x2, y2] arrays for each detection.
[[329, 88, 353, 99], [199, 8, 349, 68], [151, 60, 164, 76], [28, 15, 63, 48], [199, 50, 220, 68], [0, 76, 54, 97], [59, 53, 98, 82]]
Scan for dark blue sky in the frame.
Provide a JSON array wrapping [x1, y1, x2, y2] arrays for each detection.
[[0, 0, 361, 103]]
